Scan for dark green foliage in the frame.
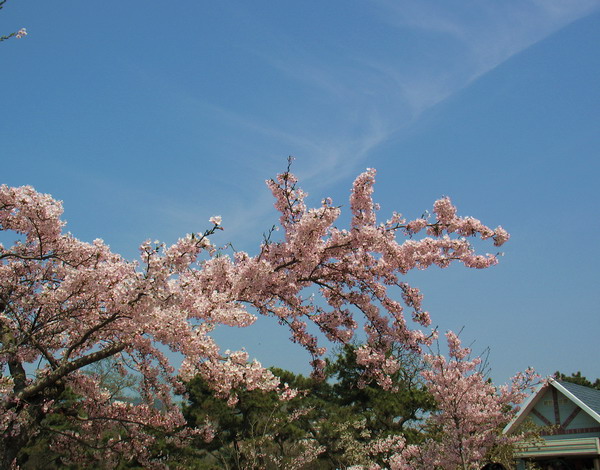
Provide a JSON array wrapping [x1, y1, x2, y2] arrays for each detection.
[[179, 344, 434, 469], [15, 360, 144, 470], [326, 344, 435, 443], [182, 368, 330, 469], [18, 387, 84, 470], [554, 371, 600, 390], [13, 347, 435, 469], [312, 344, 434, 468]]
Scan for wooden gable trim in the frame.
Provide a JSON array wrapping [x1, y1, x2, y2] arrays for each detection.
[[531, 408, 552, 426], [562, 406, 582, 429], [504, 382, 549, 434], [504, 379, 600, 436], [552, 387, 561, 425], [552, 380, 600, 425], [542, 426, 600, 436]]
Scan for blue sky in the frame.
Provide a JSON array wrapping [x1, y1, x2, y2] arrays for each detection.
[[2, 0, 599, 385]]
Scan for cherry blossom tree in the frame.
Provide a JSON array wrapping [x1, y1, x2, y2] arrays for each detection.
[[388, 332, 538, 470], [1, 164, 510, 469]]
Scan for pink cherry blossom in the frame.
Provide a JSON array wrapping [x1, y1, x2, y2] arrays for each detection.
[[0, 166, 511, 467], [388, 332, 538, 470]]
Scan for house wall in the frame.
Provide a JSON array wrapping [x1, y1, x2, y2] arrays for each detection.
[[531, 388, 600, 438]]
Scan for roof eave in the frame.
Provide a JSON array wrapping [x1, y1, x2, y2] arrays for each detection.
[[504, 381, 548, 435]]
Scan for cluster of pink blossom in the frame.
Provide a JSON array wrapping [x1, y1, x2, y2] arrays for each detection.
[[386, 332, 538, 470], [1, 166, 511, 467], [343, 333, 537, 470], [0, 27, 26, 42], [433, 198, 509, 247]]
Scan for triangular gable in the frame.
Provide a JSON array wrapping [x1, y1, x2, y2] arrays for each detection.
[[504, 378, 600, 435]]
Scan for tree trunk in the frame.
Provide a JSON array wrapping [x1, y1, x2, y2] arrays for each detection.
[[0, 425, 32, 470]]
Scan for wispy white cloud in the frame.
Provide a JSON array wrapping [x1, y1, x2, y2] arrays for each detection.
[[129, 1, 600, 245], [239, 0, 600, 179], [372, 0, 600, 110], [174, 88, 393, 188]]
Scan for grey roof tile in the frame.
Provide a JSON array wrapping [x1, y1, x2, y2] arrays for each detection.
[[558, 381, 600, 416]]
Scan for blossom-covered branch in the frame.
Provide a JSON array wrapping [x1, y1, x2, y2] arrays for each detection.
[[1, 166, 508, 468], [388, 332, 538, 470], [0, 0, 26, 42]]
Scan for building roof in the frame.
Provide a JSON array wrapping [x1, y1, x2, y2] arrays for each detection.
[[558, 381, 600, 417], [504, 378, 600, 434]]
